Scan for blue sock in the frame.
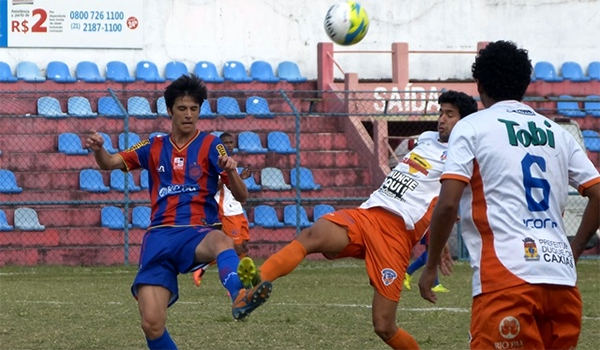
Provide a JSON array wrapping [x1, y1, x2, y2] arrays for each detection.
[[217, 249, 244, 301], [434, 275, 440, 286], [146, 328, 177, 350], [406, 251, 428, 275]]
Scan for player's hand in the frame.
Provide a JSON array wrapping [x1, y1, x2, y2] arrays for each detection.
[[240, 165, 252, 179], [86, 131, 104, 152], [418, 266, 438, 304], [218, 155, 238, 172], [440, 243, 454, 276]]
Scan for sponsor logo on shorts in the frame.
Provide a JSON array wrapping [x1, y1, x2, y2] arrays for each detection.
[[522, 237, 540, 261], [499, 316, 520, 339], [380, 268, 397, 286]]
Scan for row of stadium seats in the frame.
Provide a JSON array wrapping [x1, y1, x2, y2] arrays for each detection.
[[556, 95, 600, 118], [532, 61, 600, 82], [0, 208, 44, 231], [0, 60, 307, 83]]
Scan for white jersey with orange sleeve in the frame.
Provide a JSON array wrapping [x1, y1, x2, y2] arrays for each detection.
[[442, 100, 600, 296], [215, 182, 244, 217], [361, 131, 447, 230]]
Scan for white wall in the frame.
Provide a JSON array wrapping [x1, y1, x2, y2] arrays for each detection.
[[2, 0, 599, 80]]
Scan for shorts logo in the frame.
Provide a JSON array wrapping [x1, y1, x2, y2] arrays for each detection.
[[381, 268, 397, 286], [173, 157, 185, 170], [499, 316, 520, 339], [523, 237, 540, 261]]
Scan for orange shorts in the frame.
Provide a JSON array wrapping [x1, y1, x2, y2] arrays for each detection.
[[221, 213, 250, 245], [470, 283, 582, 350], [322, 207, 428, 301]]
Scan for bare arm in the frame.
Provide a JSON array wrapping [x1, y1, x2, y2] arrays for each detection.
[[218, 155, 248, 203], [85, 131, 126, 170], [570, 183, 600, 263]]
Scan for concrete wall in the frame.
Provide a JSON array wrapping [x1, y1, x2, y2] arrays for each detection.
[[2, 0, 599, 80]]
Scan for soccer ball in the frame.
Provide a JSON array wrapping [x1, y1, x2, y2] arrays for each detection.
[[323, 1, 370, 45]]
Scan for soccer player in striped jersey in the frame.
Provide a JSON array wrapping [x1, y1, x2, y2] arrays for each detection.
[[419, 41, 600, 350], [85, 75, 271, 350]]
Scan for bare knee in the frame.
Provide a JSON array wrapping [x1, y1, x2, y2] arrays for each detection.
[[141, 316, 166, 340], [373, 316, 398, 341]]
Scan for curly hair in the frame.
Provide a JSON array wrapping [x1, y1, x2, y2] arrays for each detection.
[[471, 40, 532, 102], [438, 90, 478, 118], [164, 74, 207, 110]]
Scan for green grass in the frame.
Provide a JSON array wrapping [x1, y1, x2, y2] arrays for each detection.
[[0, 260, 598, 350]]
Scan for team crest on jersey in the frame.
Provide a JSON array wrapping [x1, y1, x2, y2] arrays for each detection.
[[402, 152, 431, 175], [173, 157, 185, 170], [189, 163, 202, 180], [440, 150, 447, 161], [498, 316, 520, 339], [523, 237, 540, 261], [380, 268, 397, 286]]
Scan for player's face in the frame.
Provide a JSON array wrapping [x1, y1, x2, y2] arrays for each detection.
[[438, 103, 462, 143], [168, 96, 200, 135], [221, 135, 235, 152]]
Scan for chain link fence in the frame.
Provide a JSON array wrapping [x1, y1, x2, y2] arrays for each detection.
[[0, 88, 598, 266]]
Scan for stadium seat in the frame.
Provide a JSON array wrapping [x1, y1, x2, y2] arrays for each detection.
[[157, 96, 169, 117], [135, 61, 166, 83], [132, 206, 151, 229], [110, 169, 141, 192], [165, 61, 189, 81], [118, 132, 142, 151], [557, 95, 586, 118], [127, 96, 157, 118], [211, 131, 224, 137], [267, 131, 296, 154], [584, 95, 600, 117], [194, 61, 225, 83], [290, 167, 321, 190], [150, 132, 168, 139], [16, 61, 46, 82], [58, 132, 89, 155], [0, 210, 13, 231], [0, 61, 18, 82], [106, 61, 135, 83], [250, 61, 280, 83], [98, 96, 126, 118], [217, 96, 246, 118], [140, 169, 149, 190], [238, 131, 267, 153], [313, 204, 335, 221], [200, 100, 217, 119], [101, 206, 132, 230], [237, 167, 261, 191], [68, 96, 98, 118], [46, 61, 77, 83], [283, 205, 313, 228], [561, 62, 591, 82], [277, 61, 308, 83], [98, 132, 118, 154], [261, 167, 292, 190], [532, 61, 563, 82], [76, 61, 106, 82], [79, 169, 110, 193], [223, 60, 253, 82], [242, 208, 254, 228], [588, 61, 600, 81], [37, 96, 68, 118], [582, 130, 600, 152], [246, 96, 274, 118], [253, 205, 284, 228], [0, 169, 23, 193], [14, 207, 45, 231]]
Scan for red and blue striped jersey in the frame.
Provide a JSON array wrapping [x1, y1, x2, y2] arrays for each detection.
[[118, 130, 230, 229]]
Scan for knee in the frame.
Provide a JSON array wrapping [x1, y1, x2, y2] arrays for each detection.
[[372, 318, 397, 341], [141, 318, 165, 340]]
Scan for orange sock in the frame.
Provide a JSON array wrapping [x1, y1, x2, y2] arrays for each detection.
[[385, 328, 420, 350], [260, 240, 307, 282]]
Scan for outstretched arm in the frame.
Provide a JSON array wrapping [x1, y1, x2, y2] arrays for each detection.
[[85, 131, 126, 170], [218, 155, 248, 203]]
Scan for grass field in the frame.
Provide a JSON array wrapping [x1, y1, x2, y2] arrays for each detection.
[[0, 259, 598, 350]]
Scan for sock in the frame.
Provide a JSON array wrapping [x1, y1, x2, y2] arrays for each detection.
[[406, 251, 427, 275], [433, 275, 440, 286], [385, 328, 420, 350], [146, 328, 177, 350], [260, 240, 307, 282], [216, 249, 244, 301]]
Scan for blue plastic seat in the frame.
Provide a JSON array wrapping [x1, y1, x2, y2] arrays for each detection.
[[14, 207, 45, 231], [290, 167, 321, 190], [561, 62, 591, 82], [106, 61, 135, 83], [557, 95, 586, 118], [0, 169, 23, 193], [140, 169, 149, 190], [76, 61, 106, 82], [0, 62, 18, 82], [110, 170, 141, 192], [267, 131, 296, 154], [250, 61, 280, 83], [98, 132, 118, 154], [261, 167, 292, 190], [68, 96, 98, 118], [132, 206, 151, 229], [313, 204, 335, 221], [101, 206, 132, 230], [253, 205, 284, 228], [79, 169, 110, 193], [238, 131, 267, 153], [165, 61, 189, 81], [98, 96, 125, 118], [211, 131, 224, 137], [58, 133, 89, 155], [242, 208, 254, 228], [217, 96, 246, 118], [200, 100, 217, 119], [118, 132, 142, 151], [16, 61, 46, 82], [149, 132, 168, 139], [532, 61, 563, 82], [194, 61, 224, 83], [582, 130, 600, 152], [237, 167, 261, 191], [246, 96, 274, 118], [584, 95, 600, 117], [156, 96, 169, 117], [284, 205, 313, 228], [127, 96, 157, 118], [0, 210, 13, 231], [37, 96, 67, 118], [588, 61, 600, 81], [46, 61, 76, 83], [136, 61, 166, 83], [223, 61, 253, 82], [277, 61, 308, 83]]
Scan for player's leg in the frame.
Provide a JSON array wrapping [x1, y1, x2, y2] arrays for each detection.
[[137, 285, 177, 350], [372, 291, 419, 350], [404, 250, 427, 290]]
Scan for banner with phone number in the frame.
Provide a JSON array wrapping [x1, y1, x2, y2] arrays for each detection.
[[0, 0, 143, 48]]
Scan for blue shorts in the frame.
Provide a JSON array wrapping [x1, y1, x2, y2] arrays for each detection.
[[131, 226, 212, 307]]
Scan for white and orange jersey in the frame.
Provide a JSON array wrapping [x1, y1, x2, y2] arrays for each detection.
[[361, 131, 447, 230], [215, 183, 244, 218], [443, 100, 600, 296]]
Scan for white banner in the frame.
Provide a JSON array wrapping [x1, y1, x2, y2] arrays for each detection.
[[1, 0, 143, 48]]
